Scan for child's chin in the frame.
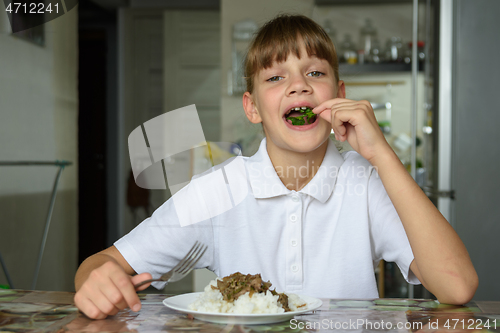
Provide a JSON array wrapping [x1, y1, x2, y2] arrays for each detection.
[[288, 134, 329, 153]]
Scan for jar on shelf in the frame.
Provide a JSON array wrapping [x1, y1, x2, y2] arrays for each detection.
[[229, 19, 258, 95], [385, 37, 404, 63], [339, 33, 357, 64], [359, 18, 377, 62]]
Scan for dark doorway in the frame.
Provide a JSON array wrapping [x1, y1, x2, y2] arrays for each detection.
[[77, 27, 108, 263], [78, 1, 118, 264]]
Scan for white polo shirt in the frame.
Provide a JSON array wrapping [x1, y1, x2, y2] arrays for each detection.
[[115, 138, 419, 298]]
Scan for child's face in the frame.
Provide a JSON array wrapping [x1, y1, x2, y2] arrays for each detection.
[[243, 44, 345, 155]]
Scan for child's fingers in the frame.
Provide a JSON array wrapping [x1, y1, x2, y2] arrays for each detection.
[[132, 273, 153, 291], [313, 98, 351, 114], [75, 294, 107, 319], [332, 108, 358, 140], [330, 107, 348, 139], [312, 102, 331, 115], [331, 101, 371, 113], [315, 107, 332, 123], [335, 123, 354, 142], [332, 109, 349, 136], [314, 100, 354, 125], [332, 102, 377, 126], [99, 277, 128, 311], [106, 272, 143, 313], [85, 283, 120, 318], [318, 99, 377, 143], [331, 107, 368, 141]]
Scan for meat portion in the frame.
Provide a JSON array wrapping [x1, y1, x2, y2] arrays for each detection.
[[211, 272, 291, 312], [272, 289, 291, 312]]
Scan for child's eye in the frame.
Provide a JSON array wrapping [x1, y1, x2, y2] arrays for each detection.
[[307, 71, 325, 77], [267, 76, 283, 82]]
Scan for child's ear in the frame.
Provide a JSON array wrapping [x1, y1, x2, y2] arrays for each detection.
[[337, 80, 346, 98], [242, 92, 263, 124]]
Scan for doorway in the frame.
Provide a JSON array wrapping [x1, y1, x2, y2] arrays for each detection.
[[77, 22, 108, 263]]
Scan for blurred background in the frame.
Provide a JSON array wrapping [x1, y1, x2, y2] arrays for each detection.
[[0, 0, 499, 301]]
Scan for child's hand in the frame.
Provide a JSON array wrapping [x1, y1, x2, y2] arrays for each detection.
[[74, 261, 152, 319], [313, 98, 392, 163]]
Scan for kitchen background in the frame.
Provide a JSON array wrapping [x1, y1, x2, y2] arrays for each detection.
[[0, 0, 498, 301]]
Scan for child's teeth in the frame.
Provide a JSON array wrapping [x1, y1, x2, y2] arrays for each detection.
[[294, 107, 300, 110], [301, 107, 306, 110]]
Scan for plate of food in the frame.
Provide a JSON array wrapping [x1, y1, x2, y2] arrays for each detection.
[[163, 272, 322, 325]]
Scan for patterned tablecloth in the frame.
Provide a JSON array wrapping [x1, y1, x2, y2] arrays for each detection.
[[0, 289, 498, 332]]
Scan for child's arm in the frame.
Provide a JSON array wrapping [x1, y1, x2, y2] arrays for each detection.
[[314, 99, 478, 304], [74, 246, 152, 319]]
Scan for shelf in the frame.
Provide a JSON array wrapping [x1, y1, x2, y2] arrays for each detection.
[[316, 0, 412, 5], [339, 62, 423, 74]]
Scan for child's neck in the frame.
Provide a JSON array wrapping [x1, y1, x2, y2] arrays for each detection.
[[266, 140, 328, 192]]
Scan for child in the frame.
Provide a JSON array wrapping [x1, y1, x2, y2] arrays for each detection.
[[74, 14, 477, 319]]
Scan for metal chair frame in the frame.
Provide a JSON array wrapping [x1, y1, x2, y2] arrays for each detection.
[[0, 160, 72, 289]]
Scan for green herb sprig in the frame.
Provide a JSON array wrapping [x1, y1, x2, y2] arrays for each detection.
[[286, 107, 316, 125]]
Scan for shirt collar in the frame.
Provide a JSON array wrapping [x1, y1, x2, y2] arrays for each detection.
[[246, 138, 345, 202]]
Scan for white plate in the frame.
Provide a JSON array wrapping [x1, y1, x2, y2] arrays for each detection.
[[163, 292, 322, 325]]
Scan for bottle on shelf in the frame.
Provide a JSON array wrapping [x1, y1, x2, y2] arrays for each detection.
[[404, 42, 412, 64], [339, 33, 357, 64], [407, 41, 426, 66], [357, 49, 365, 64], [385, 36, 404, 63], [370, 37, 383, 63]]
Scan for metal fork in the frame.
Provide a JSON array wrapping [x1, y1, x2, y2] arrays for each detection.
[[134, 241, 207, 289]]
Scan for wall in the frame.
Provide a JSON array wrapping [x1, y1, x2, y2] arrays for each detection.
[[0, 9, 78, 290]]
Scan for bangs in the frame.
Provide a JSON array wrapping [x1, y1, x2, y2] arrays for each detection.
[[245, 15, 339, 92]]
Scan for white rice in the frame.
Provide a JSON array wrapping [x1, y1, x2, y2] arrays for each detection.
[[189, 279, 306, 314]]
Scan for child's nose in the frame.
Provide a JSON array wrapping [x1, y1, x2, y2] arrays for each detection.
[[286, 75, 312, 96]]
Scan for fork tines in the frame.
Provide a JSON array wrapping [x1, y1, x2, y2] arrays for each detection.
[[175, 241, 208, 274]]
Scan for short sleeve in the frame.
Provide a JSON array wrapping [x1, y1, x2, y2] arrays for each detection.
[[114, 192, 215, 289], [367, 170, 420, 285]]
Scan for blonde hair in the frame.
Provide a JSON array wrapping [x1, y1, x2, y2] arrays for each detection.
[[244, 14, 339, 93]]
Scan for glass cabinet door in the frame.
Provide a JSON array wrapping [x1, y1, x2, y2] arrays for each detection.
[[314, 0, 439, 299]]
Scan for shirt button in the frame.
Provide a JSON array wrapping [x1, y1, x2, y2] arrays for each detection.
[[291, 264, 299, 272], [290, 214, 297, 222], [291, 239, 298, 247], [292, 195, 299, 202]]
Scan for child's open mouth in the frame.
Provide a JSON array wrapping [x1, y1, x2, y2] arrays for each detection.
[[284, 106, 317, 126]]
